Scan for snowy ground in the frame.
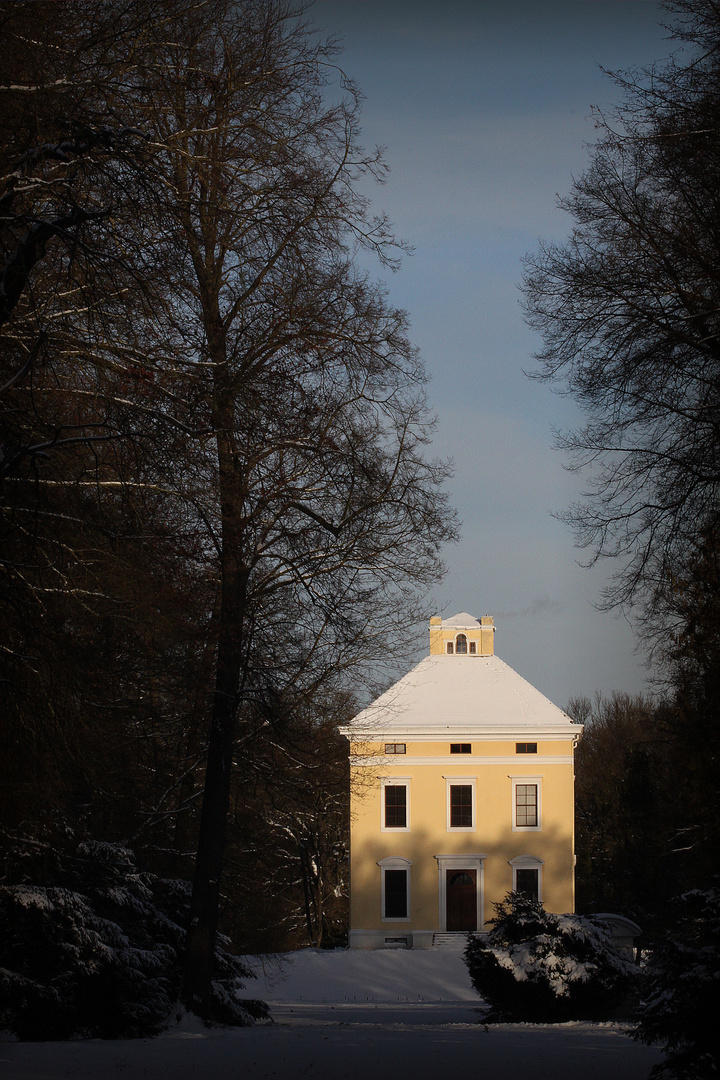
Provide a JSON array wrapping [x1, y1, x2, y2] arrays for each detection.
[[2, 946, 664, 1080]]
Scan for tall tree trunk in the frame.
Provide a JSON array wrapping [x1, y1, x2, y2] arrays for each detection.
[[315, 847, 324, 949], [300, 850, 315, 946], [173, 588, 222, 855], [183, 380, 247, 1016]]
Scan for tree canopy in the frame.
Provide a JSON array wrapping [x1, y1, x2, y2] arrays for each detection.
[[526, 12, 720, 1064], [523, 0, 720, 652], [0, 0, 456, 1019]]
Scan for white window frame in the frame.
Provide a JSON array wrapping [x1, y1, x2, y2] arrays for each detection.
[[381, 777, 410, 832], [445, 776, 476, 832], [509, 855, 544, 901], [510, 775, 542, 831], [435, 853, 487, 932], [379, 856, 412, 922]]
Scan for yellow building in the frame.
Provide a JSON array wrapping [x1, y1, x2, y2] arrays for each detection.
[[340, 613, 582, 949]]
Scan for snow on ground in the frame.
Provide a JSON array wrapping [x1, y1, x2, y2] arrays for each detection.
[[245, 940, 480, 1002], [2, 947, 664, 1080]]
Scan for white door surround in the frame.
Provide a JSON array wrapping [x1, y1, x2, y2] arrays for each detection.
[[435, 853, 487, 931]]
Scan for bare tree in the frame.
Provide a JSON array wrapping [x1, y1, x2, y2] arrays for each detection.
[[0, 3, 209, 837], [572, 693, 670, 919], [1, 0, 456, 1018], [523, 0, 720, 651], [98, 0, 458, 1015], [222, 702, 351, 952]]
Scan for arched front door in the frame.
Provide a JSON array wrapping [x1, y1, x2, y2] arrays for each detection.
[[446, 869, 477, 931]]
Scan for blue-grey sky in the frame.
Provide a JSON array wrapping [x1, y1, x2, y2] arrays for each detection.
[[314, 0, 669, 707]]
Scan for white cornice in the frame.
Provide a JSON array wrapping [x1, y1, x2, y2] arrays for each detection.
[[340, 727, 582, 739], [350, 754, 573, 767]]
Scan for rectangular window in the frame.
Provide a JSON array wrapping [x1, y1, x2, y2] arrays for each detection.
[[445, 777, 476, 831], [446, 641, 454, 654], [515, 868, 539, 902], [516, 742, 537, 754], [450, 785, 473, 828], [515, 783, 538, 827], [511, 776, 542, 831], [469, 641, 476, 654], [384, 784, 407, 829], [385, 743, 406, 755], [450, 743, 471, 754], [383, 869, 408, 919]]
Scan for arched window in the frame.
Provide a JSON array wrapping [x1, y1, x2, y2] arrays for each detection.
[[509, 856, 544, 902], [379, 857, 412, 921], [455, 633, 467, 654]]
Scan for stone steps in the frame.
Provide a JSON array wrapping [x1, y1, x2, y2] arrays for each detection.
[[432, 932, 484, 948]]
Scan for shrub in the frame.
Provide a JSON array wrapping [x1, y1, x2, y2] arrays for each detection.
[[0, 826, 267, 1039], [632, 885, 720, 1079], [464, 892, 638, 1022]]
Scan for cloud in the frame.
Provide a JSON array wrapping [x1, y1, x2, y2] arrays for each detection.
[[495, 595, 567, 621]]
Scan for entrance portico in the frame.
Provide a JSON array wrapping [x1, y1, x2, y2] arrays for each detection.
[[435, 854, 486, 933]]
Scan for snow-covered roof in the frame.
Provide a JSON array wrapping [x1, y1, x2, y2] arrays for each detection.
[[343, 653, 577, 737], [440, 612, 481, 628]]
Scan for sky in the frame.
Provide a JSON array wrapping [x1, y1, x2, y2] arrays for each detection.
[[313, 0, 671, 708]]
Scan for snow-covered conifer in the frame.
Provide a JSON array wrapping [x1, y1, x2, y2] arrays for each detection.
[[464, 892, 638, 1022], [633, 885, 720, 1079], [0, 825, 266, 1039]]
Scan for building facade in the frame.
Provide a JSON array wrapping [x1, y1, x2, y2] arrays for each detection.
[[340, 613, 582, 949]]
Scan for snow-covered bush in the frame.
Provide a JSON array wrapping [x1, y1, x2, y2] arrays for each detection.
[[464, 892, 639, 1022], [0, 828, 266, 1039], [632, 886, 720, 1079]]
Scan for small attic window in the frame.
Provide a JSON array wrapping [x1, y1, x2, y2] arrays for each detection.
[[455, 633, 468, 654], [446, 641, 453, 654], [516, 742, 538, 754]]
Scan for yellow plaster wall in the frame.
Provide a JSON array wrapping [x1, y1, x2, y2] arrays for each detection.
[[429, 616, 495, 655], [348, 742, 576, 933], [353, 739, 573, 758]]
